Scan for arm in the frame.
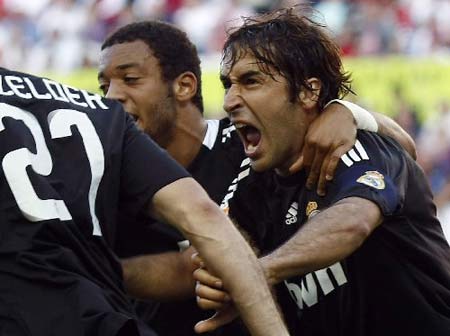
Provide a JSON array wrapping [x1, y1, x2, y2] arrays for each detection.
[[372, 110, 417, 160], [261, 197, 382, 285], [149, 177, 288, 336], [292, 100, 417, 195], [122, 246, 197, 301], [192, 196, 383, 330]]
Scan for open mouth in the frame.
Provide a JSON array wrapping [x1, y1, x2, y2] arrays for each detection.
[[234, 122, 262, 157]]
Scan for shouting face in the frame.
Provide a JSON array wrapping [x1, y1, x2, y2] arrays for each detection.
[[221, 51, 310, 175]]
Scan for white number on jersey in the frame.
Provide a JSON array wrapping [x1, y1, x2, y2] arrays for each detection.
[[0, 103, 105, 236]]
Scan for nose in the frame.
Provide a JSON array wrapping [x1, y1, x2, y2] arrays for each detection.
[[105, 81, 126, 104], [223, 85, 243, 116]]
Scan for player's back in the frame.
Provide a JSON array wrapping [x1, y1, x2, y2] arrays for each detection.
[[0, 67, 154, 336]]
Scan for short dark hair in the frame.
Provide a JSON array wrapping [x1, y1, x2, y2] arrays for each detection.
[[102, 21, 204, 113], [222, 6, 352, 109]]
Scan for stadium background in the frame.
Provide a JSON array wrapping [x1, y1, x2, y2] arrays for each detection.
[[1, 0, 449, 238]]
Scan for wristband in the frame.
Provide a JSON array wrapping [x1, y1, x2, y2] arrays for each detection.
[[325, 99, 378, 132]]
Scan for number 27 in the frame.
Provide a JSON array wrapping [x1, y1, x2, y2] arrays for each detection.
[[0, 103, 104, 236]]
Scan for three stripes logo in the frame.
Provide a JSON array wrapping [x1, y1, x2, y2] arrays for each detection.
[[221, 124, 236, 143], [285, 202, 298, 225], [220, 158, 251, 214], [340, 140, 369, 167]]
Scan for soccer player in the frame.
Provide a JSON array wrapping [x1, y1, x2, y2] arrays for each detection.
[[0, 67, 289, 336], [97, 21, 417, 336], [193, 7, 450, 335]]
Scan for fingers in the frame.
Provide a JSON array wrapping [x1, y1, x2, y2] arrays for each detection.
[[193, 268, 222, 289], [288, 155, 303, 174], [305, 146, 327, 191], [194, 306, 239, 334], [301, 141, 314, 171], [316, 144, 351, 195], [191, 252, 205, 268], [196, 281, 230, 310], [316, 150, 331, 196]]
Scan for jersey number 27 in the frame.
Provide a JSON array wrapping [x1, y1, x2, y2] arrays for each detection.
[[0, 102, 104, 236]]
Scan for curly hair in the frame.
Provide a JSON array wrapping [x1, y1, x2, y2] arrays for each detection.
[[102, 21, 204, 113], [222, 6, 353, 109]]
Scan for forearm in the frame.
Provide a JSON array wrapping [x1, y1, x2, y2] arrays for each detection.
[[329, 100, 417, 159], [261, 197, 382, 286], [122, 248, 196, 301], [152, 178, 288, 335], [373, 112, 417, 159]]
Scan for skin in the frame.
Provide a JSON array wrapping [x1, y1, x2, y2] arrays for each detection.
[[150, 177, 289, 335], [98, 40, 207, 168], [192, 51, 384, 333], [221, 52, 319, 176], [96, 34, 416, 333]]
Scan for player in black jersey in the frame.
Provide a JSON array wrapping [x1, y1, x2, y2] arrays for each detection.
[[0, 68, 291, 336], [193, 7, 450, 336], [97, 21, 418, 336]]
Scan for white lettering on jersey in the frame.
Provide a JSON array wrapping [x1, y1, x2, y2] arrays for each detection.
[[1, 103, 105, 236], [4, 76, 32, 99], [48, 109, 105, 236], [284, 262, 348, 310], [340, 140, 369, 167], [0, 103, 72, 222], [0, 74, 109, 110], [62, 85, 88, 108], [43, 79, 70, 103]]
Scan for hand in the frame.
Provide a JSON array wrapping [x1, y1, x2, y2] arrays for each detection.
[[289, 102, 356, 196], [192, 253, 231, 311], [195, 304, 239, 333], [192, 253, 239, 333]]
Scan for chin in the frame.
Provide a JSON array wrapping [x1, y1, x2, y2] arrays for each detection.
[[250, 158, 272, 173]]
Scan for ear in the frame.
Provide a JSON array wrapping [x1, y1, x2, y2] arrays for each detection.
[[172, 72, 198, 102], [298, 77, 321, 109]]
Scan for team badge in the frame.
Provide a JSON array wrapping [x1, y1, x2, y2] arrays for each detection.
[[356, 171, 385, 190], [306, 201, 320, 219]]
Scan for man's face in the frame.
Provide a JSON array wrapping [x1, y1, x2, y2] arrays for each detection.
[[98, 40, 177, 148], [221, 52, 308, 175]]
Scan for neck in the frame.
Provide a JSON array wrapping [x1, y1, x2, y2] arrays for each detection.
[[165, 105, 207, 168]]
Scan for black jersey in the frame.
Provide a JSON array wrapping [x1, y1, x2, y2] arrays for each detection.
[[229, 131, 450, 336], [0, 68, 189, 336], [114, 118, 249, 336]]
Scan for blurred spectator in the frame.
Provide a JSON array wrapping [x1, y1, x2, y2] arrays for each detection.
[[2, 0, 450, 73]]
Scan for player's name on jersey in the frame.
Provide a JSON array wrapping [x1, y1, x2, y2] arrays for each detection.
[[0, 74, 108, 110]]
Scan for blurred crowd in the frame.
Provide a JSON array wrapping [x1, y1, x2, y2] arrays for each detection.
[[2, 0, 450, 73], [1, 0, 449, 237]]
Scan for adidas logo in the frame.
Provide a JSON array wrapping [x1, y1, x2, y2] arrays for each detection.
[[285, 202, 298, 225], [340, 140, 370, 167]]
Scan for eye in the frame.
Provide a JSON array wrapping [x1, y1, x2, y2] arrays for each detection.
[[124, 76, 139, 84], [221, 78, 231, 90], [98, 83, 109, 96], [243, 77, 258, 85]]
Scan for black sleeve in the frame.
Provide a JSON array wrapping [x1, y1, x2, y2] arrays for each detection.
[[119, 115, 190, 218], [326, 131, 408, 217]]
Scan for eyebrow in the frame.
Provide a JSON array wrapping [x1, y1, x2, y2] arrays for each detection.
[[220, 70, 262, 83], [97, 62, 141, 80]]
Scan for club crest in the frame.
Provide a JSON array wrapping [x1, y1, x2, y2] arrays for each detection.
[[356, 171, 385, 190], [306, 201, 320, 219]]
